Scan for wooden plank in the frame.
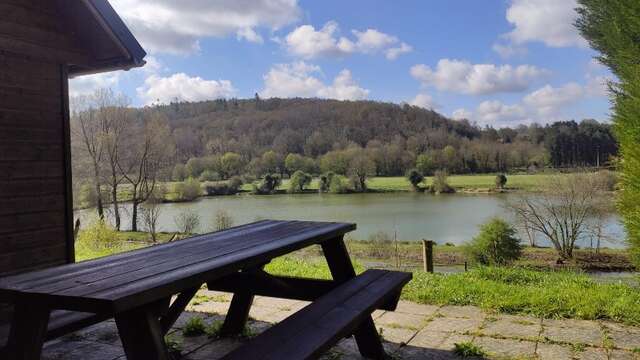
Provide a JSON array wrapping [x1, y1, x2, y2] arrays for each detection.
[[115, 307, 169, 360], [0, 142, 63, 162], [159, 287, 198, 334], [0, 211, 66, 235], [0, 20, 78, 51], [219, 265, 265, 336], [0, 227, 66, 254], [6, 300, 50, 360], [0, 35, 89, 66], [0, 178, 64, 198], [0, 221, 356, 314], [0, 108, 51, 130], [0, 161, 64, 181], [0, 4, 60, 32], [0, 127, 63, 142], [0, 194, 65, 216], [0, 85, 62, 112], [222, 270, 411, 360]]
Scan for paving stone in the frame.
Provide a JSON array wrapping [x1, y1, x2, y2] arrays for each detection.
[[408, 329, 451, 349], [603, 322, 640, 351], [438, 305, 485, 320], [183, 338, 244, 360], [190, 301, 230, 315], [172, 311, 215, 329], [541, 318, 604, 346], [252, 296, 304, 311], [576, 347, 608, 360], [423, 316, 483, 334], [248, 305, 281, 322], [375, 311, 428, 330], [480, 314, 541, 340], [372, 309, 386, 319], [42, 339, 124, 360], [395, 345, 464, 360], [75, 321, 122, 346], [535, 343, 574, 360], [168, 331, 215, 353], [608, 349, 640, 360], [378, 325, 419, 345], [394, 301, 440, 317], [473, 336, 536, 359]]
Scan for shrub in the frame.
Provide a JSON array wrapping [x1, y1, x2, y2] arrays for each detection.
[[365, 231, 395, 258], [76, 218, 118, 251], [594, 169, 618, 191], [406, 169, 425, 191], [328, 175, 350, 194], [431, 170, 454, 194], [204, 177, 243, 196], [173, 177, 201, 201], [79, 183, 98, 207], [174, 210, 200, 234], [214, 210, 234, 231], [199, 170, 221, 182], [465, 218, 522, 265], [253, 174, 281, 194], [288, 170, 312, 193], [495, 174, 507, 189]]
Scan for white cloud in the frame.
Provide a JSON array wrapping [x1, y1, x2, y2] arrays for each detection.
[[283, 21, 411, 60], [237, 28, 264, 43], [409, 93, 439, 110], [492, 43, 527, 59], [410, 59, 548, 95], [504, 0, 587, 48], [69, 73, 120, 98], [451, 108, 472, 120], [261, 62, 369, 100], [111, 0, 301, 55], [523, 83, 585, 115], [476, 100, 527, 125], [137, 73, 236, 105]]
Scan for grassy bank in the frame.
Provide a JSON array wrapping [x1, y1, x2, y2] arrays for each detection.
[[266, 257, 640, 326], [76, 173, 564, 209], [75, 231, 639, 325]]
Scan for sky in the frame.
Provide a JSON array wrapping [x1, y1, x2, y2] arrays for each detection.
[[69, 0, 614, 128]]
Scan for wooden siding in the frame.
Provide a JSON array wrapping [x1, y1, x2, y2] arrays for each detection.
[[0, 1, 79, 276]]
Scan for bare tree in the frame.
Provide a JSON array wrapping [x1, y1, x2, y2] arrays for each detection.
[[71, 93, 106, 219], [118, 110, 174, 231], [141, 187, 165, 243], [175, 210, 200, 234], [213, 210, 234, 231], [508, 172, 608, 259]]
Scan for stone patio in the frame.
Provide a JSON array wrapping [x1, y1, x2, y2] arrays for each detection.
[[39, 290, 640, 359]]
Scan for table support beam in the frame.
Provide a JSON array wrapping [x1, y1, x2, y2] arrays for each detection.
[[116, 307, 169, 360], [321, 236, 386, 360], [7, 302, 50, 360]]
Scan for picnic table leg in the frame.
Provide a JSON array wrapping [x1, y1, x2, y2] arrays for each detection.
[[322, 236, 387, 360], [6, 302, 50, 360], [115, 306, 169, 360], [220, 265, 265, 336]]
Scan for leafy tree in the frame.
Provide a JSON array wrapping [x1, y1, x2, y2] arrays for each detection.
[[406, 169, 424, 191], [173, 177, 201, 201], [495, 174, 507, 189], [220, 152, 243, 179], [285, 153, 305, 175], [416, 153, 435, 176], [185, 157, 205, 178], [254, 174, 281, 194], [348, 149, 376, 192], [288, 170, 312, 193], [577, 0, 640, 265], [172, 163, 187, 181], [329, 175, 350, 194], [431, 170, 454, 194], [319, 172, 335, 193], [199, 170, 220, 182], [466, 218, 522, 265], [261, 150, 282, 175]]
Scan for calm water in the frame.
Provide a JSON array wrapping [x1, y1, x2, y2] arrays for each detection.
[[76, 193, 626, 248]]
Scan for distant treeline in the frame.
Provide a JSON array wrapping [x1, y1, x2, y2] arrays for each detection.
[[71, 94, 617, 199], [153, 97, 616, 180]]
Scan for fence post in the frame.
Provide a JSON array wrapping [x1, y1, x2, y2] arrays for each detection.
[[422, 239, 434, 273]]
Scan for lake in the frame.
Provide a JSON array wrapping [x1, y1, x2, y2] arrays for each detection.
[[76, 192, 626, 248]]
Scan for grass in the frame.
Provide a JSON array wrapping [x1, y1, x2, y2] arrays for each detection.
[[74, 230, 640, 327], [74, 231, 174, 262], [183, 316, 207, 337], [453, 341, 487, 357]]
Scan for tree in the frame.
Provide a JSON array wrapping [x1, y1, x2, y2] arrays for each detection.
[[118, 110, 174, 232], [348, 149, 376, 192], [254, 174, 281, 194], [141, 186, 165, 242], [319, 172, 334, 193], [172, 163, 187, 181], [174, 210, 200, 234], [213, 210, 234, 231], [466, 218, 522, 266], [495, 174, 507, 189], [577, 0, 640, 265], [432, 170, 454, 194], [285, 153, 305, 175], [406, 169, 424, 191], [220, 152, 243, 179], [288, 170, 312, 193], [508, 173, 608, 259], [416, 154, 435, 176]]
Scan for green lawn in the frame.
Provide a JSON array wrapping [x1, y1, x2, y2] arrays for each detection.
[[75, 230, 640, 326]]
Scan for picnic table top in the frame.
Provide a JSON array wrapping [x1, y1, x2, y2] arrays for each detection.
[[0, 220, 356, 313]]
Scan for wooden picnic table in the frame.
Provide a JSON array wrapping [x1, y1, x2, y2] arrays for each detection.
[[0, 220, 411, 360]]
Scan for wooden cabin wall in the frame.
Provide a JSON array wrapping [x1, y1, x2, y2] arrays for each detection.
[[0, 1, 76, 277]]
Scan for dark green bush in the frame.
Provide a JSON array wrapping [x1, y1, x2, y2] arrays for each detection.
[[465, 218, 522, 265]]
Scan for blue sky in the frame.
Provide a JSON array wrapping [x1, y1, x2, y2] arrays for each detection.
[[69, 0, 613, 128]]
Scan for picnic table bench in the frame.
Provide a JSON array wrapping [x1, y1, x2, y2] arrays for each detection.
[[0, 220, 411, 360]]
